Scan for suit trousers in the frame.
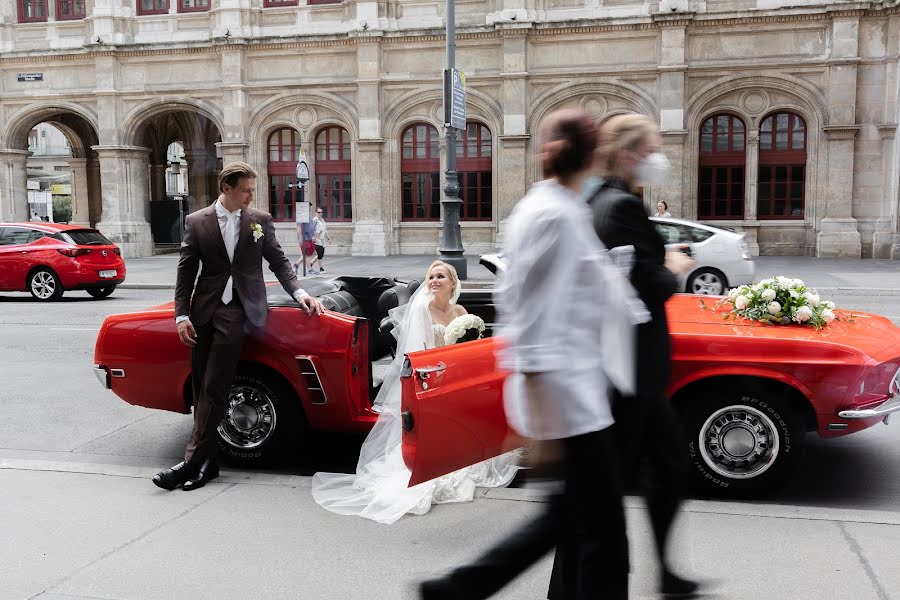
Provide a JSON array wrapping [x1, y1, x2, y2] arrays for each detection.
[[184, 300, 249, 463], [445, 428, 629, 600], [611, 384, 690, 568]]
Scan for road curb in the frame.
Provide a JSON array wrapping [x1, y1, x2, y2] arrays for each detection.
[[119, 283, 175, 290], [814, 287, 900, 296]]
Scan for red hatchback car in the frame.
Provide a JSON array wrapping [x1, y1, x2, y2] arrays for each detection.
[[0, 223, 126, 301]]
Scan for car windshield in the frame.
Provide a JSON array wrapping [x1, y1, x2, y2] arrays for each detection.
[[57, 230, 115, 246]]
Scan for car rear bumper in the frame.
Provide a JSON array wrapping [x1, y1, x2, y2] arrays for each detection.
[[59, 262, 127, 289], [839, 395, 900, 420]]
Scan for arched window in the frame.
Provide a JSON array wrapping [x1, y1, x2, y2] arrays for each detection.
[[455, 122, 492, 221], [698, 114, 746, 219], [315, 126, 352, 221], [401, 123, 441, 221], [758, 112, 807, 219], [267, 127, 301, 222]]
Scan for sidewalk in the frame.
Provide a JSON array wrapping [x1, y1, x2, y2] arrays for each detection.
[[2, 453, 898, 600], [120, 253, 900, 293]]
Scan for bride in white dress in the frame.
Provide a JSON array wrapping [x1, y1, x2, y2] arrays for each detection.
[[311, 261, 520, 524]]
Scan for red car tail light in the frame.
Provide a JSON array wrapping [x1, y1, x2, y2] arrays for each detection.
[[57, 247, 91, 257]]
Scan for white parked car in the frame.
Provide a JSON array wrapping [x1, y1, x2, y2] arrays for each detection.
[[651, 216, 755, 295]]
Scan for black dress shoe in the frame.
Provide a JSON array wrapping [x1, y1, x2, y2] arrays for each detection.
[[152, 461, 198, 491], [420, 577, 464, 600], [661, 570, 702, 599], [182, 459, 220, 491]]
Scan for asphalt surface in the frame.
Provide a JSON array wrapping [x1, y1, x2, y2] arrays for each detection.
[[2, 256, 900, 600]]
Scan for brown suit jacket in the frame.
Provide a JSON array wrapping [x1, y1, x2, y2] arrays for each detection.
[[174, 204, 302, 327]]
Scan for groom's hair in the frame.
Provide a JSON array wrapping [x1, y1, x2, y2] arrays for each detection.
[[219, 161, 259, 192]]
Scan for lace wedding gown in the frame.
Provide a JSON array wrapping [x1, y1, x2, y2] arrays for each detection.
[[311, 294, 521, 525]]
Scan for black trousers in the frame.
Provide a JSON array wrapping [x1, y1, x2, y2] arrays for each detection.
[[444, 428, 629, 600], [611, 385, 690, 568], [184, 300, 248, 463]]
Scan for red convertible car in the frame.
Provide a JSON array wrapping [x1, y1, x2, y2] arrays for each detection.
[[93, 267, 900, 496]]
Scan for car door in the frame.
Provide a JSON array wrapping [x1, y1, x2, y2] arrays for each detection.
[[0, 226, 35, 290], [400, 337, 524, 486]]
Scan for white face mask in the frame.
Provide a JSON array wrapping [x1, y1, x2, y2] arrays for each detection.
[[634, 152, 670, 187]]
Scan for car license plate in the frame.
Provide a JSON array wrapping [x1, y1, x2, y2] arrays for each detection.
[[99, 270, 117, 278]]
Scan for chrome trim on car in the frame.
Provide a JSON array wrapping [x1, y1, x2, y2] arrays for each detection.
[[110, 368, 125, 378], [93, 366, 110, 389], [296, 355, 327, 405], [839, 395, 900, 420]]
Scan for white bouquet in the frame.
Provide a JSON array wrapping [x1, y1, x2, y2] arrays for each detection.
[[444, 314, 486, 345], [705, 276, 840, 329]]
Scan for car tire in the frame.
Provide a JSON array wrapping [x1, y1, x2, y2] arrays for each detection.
[[216, 371, 305, 466], [86, 285, 116, 299], [686, 267, 728, 295], [683, 390, 805, 497], [28, 268, 64, 301]]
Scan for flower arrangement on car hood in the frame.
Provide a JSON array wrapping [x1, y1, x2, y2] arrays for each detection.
[[711, 276, 838, 328], [444, 314, 486, 345]]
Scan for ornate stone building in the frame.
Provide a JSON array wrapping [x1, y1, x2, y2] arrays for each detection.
[[1, 0, 898, 258]]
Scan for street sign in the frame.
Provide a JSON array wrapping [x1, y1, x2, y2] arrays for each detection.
[[17, 73, 43, 82], [443, 68, 466, 130], [296, 158, 309, 182]]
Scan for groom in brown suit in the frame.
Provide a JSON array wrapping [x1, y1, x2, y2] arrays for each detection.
[[153, 161, 323, 491]]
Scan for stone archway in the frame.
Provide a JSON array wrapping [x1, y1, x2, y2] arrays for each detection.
[[129, 105, 224, 250], [1, 106, 102, 228]]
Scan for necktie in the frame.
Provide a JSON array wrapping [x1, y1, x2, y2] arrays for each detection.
[[221, 212, 239, 304]]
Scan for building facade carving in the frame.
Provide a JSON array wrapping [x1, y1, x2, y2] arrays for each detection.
[[0, 0, 898, 259]]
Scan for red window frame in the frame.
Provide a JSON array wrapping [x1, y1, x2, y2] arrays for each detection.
[[55, 0, 85, 20], [18, 0, 48, 22], [263, 0, 298, 6], [314, 126, 352, 222], [267, 128, 302, 223], [698, 113, 746, 220], [177, 0, 209, 13], [401, 123, 441, 222], [136, 0, 169, 15], [758, 112, 807, 220], [308, 0, 342, 4], [455, 122, 492, 221]]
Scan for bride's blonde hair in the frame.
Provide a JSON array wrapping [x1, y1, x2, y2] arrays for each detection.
[[425, 260, 459, 295]]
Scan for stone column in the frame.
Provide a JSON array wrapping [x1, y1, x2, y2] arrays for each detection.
[[149, 163, 167, 202], [656, 20, 689, 218], [495, 29, 530, 246], [87, 158, 102, 226], [0, 149, 30, 222], [873, 124, 897, 258], [184, 149, 214, 213], [352, 37, 390, 255], [93, 145, 154, 258], [817, 17, 862, 257], [817, 127, 862, 257], [67, 158, 91, 227], [742, 130, 760, 255]]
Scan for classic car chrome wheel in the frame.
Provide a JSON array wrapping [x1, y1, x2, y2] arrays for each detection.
[[698, 405, 779, 480], [215, 372, 303, 465], [29, 268, 64, 301], [218, 385, 277, 450], [687, 268, 727, 295]]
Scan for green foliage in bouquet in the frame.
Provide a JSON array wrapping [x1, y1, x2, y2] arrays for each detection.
[[704, 276, 839, 329]]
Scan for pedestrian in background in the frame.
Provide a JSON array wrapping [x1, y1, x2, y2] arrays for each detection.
[[585, 113, 701, 598], [295, 212, 316, 276], [420, 107, 634, 600], [655, 200, 672, 218], [311, 207, 330, 274]]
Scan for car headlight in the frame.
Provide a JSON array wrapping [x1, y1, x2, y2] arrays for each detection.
[[739, 238, 752, 260]]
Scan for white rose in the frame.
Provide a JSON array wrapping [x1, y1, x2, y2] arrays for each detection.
[[794, 306, 813, 322], [760, 278, 774, 286], [824, 301, 836, 310], [767, 301, 782, 315], [802, 292, 820, 307], [761, 288, 776, 302], [792, 278, 805, 288], [734, 295, 749, 310], [822, 309, 836, 323], [789, 290, 799, 300], [776, 276, 791, 288], [728, 288, 739, 300]]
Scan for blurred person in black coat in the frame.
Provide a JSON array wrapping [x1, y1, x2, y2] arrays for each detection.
[[580, 113, 701, 599]]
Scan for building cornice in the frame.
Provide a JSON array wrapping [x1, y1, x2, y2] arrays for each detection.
[[822, 125, 861, 139], [878, 124, 898, 139]]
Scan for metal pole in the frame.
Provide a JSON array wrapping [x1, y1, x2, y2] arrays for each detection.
[[300, 184, 307, 277], [438, 0, 467, 279]]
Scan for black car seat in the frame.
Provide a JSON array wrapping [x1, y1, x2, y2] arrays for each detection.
[[374, 279, 421, 358]]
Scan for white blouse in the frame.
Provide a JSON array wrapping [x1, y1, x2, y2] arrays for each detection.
[[496, 179, 618, 440]]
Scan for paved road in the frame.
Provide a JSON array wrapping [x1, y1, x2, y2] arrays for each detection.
[[2, 281, 900, 599]]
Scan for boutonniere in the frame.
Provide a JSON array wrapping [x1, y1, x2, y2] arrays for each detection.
[[250, 222, 264, 243]]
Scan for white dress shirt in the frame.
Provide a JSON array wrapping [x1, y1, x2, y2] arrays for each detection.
[[175, 199, 308, 323], [496, 179, 618, 440]]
